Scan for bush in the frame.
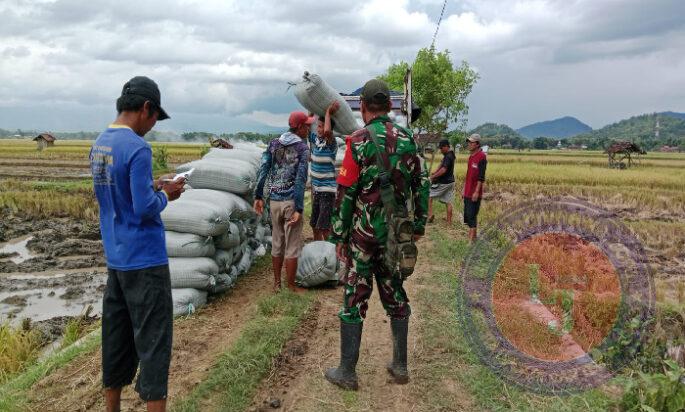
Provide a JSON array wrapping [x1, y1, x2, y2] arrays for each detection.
[[0, 323, 44, 383], [621, 360, 685, 412], [152, 145, 169, 172]]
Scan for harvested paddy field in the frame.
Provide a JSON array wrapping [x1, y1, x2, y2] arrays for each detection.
[[0, 140, 683, 411]]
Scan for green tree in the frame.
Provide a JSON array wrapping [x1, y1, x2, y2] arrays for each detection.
[[380, 47, 478, 135], [533, 136, 549, 150]]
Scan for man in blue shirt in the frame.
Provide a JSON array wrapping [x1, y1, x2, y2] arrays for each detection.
[[90, 76, 184, 412]]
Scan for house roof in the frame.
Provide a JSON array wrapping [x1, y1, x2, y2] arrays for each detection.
[[606, 141, 645, 154], [33, 133, 56, 142]]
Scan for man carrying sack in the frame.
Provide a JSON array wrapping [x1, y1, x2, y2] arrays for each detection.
[[325, 79, 430, 390]]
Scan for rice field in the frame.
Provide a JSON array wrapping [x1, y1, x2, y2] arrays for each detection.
[[0, 139, 683, 407]]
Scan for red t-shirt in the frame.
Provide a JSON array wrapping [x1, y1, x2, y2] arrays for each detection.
[[463, 149, 487, 199]]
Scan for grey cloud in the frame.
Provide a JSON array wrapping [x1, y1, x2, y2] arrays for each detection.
[[0, 0, 683, 133]]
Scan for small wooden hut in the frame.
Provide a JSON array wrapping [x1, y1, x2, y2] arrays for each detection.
[[33, 133, 56, 151], [606, 141, 645, 169]]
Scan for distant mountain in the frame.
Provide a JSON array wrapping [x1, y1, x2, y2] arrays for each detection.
[[469, 122, 523, 139], [660, 111, 685, 121], [466, 123, 528, 149], [571, 113, 685, 150], [517, 116, 592, 139]]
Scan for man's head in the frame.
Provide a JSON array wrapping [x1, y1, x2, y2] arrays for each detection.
[[115, 76, 169, 136], [438, 139, 451, 154], [466, 133, 481, 152], [289, 111, 315, 139], [360, 78, 391, 123], [316, 115, 336, 137]]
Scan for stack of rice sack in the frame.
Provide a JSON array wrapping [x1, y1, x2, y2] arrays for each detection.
[[161, 143, 271, 317]]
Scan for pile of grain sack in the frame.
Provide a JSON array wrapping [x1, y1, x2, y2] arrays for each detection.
[[161, 143, 271, 317]]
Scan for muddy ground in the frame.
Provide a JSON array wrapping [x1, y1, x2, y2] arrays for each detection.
[[0, 212, 106, 329]]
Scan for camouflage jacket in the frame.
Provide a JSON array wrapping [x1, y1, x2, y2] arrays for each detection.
[[330, 115, 429, 250]]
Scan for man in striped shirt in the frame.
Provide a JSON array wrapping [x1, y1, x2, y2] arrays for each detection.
[[309, 101, 339, 241]]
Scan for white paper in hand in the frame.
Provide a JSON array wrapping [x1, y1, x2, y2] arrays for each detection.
[[173, 168, 194, 181]]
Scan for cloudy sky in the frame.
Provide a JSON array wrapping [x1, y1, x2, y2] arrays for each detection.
[[1, 0, 683, 133]]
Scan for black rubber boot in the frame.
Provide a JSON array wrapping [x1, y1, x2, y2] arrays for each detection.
[[387, 318, 409, 384], [325, 321, 362, 390]]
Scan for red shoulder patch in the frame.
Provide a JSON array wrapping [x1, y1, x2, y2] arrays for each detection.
[[336, 138, 360, 187]]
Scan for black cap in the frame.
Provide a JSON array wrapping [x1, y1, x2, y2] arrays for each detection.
[[360, 78, 390, 104], [120, 76, 170, 120], [439, 139, 450, 148]]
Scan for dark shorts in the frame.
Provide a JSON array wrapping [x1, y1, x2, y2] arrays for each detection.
[[463, 197, 481, 228], [310, 191, 335, 230], [102, 264, 173, 401]]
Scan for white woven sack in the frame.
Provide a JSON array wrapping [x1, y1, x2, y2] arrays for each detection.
[[209, 272, 236, 294], [292, 72, 358, 135], [236, 243, 254, 275], [231, 141, 265, 154], [161, 199, 230, 236], [214, 222, 241, 250], [176, 159, 256, 195], [203, 147, 262, 167], [180, 189, 254, 221], [296, 241, 339, 287], [166, 231, 215, 257], [169, 257, 219, 290], [213, 245, 241, 271], [172, 288, 207, 317]]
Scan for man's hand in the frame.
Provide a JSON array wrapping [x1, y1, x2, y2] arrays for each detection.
[[253, 199, 264, 216], [327, 100, 340, 115], [287, 211, 301, 227], [161, 177, 185, 201], [413, 234, 422, 242], [155, 173, 175, 191], [471, 192, 480, 202]]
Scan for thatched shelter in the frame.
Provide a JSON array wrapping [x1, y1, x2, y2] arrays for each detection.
[[606, 141, 645, 169], [210, 138, 233, 149], [33, 133, 56, 150]]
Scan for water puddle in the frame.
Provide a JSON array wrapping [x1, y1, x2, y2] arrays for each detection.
[[0, 235, 35, 264], [8, 273, 68, 281], [0, 271, 106, 326]]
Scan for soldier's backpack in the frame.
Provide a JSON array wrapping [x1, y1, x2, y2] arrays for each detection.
[[366, 124, 418, 279]]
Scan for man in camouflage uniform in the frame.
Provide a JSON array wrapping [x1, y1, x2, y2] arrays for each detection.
[[325, 79, 429, 390]]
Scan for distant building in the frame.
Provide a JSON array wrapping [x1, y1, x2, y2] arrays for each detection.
[[33, 133, 56, 150], [659, 145, 679, 153]]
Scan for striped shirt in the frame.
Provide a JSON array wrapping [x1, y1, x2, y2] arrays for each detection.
[[309, 132, 337, 193]]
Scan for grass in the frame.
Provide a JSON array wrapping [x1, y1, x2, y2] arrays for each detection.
[[0, 330, 101, 411], [0, 139, 204, 163], [418, 228, 620, 411], [60, 318, 99, 350], [172, 290, 315, 412], [0, 324, 43, 385]]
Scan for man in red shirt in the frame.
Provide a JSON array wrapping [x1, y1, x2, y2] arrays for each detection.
[[462, 134, 487, 242]]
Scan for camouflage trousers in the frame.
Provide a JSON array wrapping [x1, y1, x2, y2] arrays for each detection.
[[338, 244, 411, 324]]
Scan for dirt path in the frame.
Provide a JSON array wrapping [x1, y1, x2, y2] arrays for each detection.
[[249, 229, 473, 412], [24, 260, 274, 412]]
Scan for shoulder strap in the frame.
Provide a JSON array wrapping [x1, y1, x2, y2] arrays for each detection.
[[365, 123, 396, 215]]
